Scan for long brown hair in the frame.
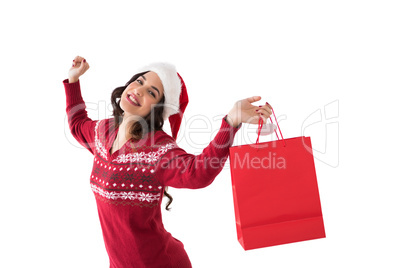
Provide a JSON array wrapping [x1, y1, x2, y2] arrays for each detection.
[[110, 71, 173, 210]]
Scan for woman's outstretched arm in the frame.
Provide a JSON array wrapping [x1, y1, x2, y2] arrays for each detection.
[[154, 97, 272, 189], [64, 56, 98, 154]]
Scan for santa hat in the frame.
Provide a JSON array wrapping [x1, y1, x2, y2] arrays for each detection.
[[136, 62, 188, 140]]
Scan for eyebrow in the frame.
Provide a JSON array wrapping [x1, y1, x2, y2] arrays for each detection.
[[141, 75, 160, 97]]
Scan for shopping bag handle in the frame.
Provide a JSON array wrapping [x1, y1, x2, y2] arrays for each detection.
[[256, 105, 286, 147]]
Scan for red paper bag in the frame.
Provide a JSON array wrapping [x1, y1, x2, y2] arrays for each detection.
[[229, 108, 325, 250]]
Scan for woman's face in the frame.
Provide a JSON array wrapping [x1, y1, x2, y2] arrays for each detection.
[[120, 71, 164, 119]]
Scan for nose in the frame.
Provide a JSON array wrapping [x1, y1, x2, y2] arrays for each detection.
[[133, 86, 145, 96]]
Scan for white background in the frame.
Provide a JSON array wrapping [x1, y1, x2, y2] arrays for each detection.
[[1, 0, 401, 267]]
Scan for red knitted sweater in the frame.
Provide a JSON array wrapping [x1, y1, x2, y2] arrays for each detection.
[[64, 79, 241, 267]]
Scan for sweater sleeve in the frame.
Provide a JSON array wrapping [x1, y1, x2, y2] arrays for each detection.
[[154, 116, 241, 189], [63, 79, 98, 155]]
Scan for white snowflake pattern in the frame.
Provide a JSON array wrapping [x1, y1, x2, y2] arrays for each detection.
[[91, 184, 161, 204], [146, 152, 158, 163], [109, 192, 119, 200], [138, 192, 152, 202], [95, 121, 108, 159], [112, 142, 176, 164]]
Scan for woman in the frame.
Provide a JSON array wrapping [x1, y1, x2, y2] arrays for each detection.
[[64, 56, 272, 267]]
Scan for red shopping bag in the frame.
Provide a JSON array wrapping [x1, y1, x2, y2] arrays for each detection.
[[229, 107, 325, 250]]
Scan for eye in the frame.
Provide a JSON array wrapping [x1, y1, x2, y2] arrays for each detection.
[[136, 79, 143, 85], [148, 90, 155, 97]]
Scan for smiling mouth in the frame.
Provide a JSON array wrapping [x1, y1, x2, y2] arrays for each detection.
[[127, 94, 141, 106]]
